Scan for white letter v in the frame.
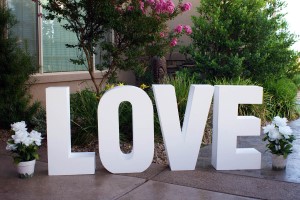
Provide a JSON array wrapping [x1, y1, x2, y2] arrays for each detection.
[[153, 84, 214, 171]]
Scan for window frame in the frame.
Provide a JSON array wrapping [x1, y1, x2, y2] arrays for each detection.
[[5, 0, 98, 74], [5, 0, 114, 75]]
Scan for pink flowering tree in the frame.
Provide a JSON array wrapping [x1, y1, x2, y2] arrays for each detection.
[[39, 0, 192, 92], [106, 0, 193, 84]]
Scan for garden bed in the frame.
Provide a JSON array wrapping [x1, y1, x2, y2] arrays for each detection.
[[0, 128, 169, 165], [1, 123, 212, 166]]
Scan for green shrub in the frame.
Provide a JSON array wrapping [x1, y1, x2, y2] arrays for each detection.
[[0, 7, 39, 128], [211, 77, 272, 123], [118, 102, 133, 142], [70, 89, 99, 145], [144, 89, 161, 139], [30, 107, 47, 136], [159, 70, 212, 144], [187, 0, 300, 84], [263, 78, 298, 119], [211, 77, 298, 123], [70, 87, 135, 145], [292, 74, 300, 89], [162, 70, 198, 124]]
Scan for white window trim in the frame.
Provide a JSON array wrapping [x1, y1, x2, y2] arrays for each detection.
[[37, 3, 43, 73]]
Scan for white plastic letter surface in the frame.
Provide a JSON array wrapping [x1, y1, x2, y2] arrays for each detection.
[[153, 84, 214, 171], [212, 86, 263, 170], [98, 86, 154, 173], [46, 87, 95, 175]]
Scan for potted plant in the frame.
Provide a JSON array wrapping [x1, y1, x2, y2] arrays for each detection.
[[262, 116, 295, 170], [6, 121, 43, 178]]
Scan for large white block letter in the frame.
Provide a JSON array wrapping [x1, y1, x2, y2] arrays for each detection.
[[46, 87, 95, 175], [98, 86, 154, 173], [153, 85, 214, 171], [212, 86, 263, 170]]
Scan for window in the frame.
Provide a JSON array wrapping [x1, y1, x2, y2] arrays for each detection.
[[42, 10, 86, 72], [7, 0, 88, 73], [7, 0, 37, 59]]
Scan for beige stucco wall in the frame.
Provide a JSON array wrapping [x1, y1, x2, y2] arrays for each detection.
[[29, 70, 135, 106], [167, 0, 200, 47]]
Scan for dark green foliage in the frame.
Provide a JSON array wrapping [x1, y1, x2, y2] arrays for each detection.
[[263, 133, 295, 158], [70, 88, 135, 145], [211, 77, 274, 123], [0, 7, 39, 128], [118, 102, 133, 142], [157, 70, 212, 144], [162, 70, 198, 124], [150, 70, 199, 139], [264, 78, 298, 118], [7, 139, 40, 163], [292, 74, 300, 89], [185, 0, 300, 119], [70, 89, 99, 145], [211, 77, 298, 122], [188, 0, 300, 82], [30, 107, 47, 135]]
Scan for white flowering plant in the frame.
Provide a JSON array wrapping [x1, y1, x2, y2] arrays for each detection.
[[6, 121, 43, 164], [262, 116, 295, 158]]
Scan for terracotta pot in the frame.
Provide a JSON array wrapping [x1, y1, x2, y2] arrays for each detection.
[[17, 159, 36, 178], [272, 155, 287, 170]]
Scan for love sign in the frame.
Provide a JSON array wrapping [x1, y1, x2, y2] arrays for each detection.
[[46, 85, 263, 176]]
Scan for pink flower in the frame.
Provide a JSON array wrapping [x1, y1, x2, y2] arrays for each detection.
[[147, 0, 155, 5], [127, 6, 134, 11], [181, 2, 192, 12], [155, 4, 162, 14], [165, 0, 175, 14], [183, 25, 192, 35], [140, 1, 145, 13], [170, 38, 178, 47], [174, 25, 183, 33], [153, 0, 175, 14], [166, 5, 175, 14], [160, 32, 165, 38]]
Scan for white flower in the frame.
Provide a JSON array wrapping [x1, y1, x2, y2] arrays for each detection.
[[11, 130, 29, 144], [6, 143, 17, 151], [29, 130, 43, 146], [22, 137, 34, 147], [279, 126, 293, 139], [11, 121, 27, 132], [275, 145, 281, 151], [262, 124, 275, 134], [273, 116, 287, 127], [268, 128, 282, 141]]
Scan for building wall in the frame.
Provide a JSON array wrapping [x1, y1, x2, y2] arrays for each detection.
[[167, 0, 200, 46], [29, 70, 135, 106], [165, 0, 200, 64]]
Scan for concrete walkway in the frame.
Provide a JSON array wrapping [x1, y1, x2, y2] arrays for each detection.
[[1, 119, 300, 200]]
